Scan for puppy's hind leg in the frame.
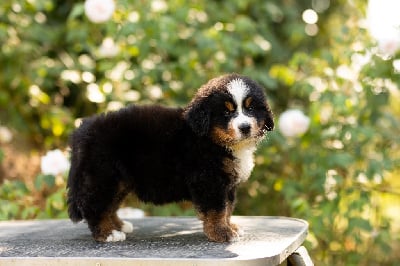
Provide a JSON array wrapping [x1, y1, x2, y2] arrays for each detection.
[[101, 211, 133, 242], [110, 212, 133, 233], [111, 187, 134, 234], [88, 213, 126, 242], [86, 184, 131, 242]]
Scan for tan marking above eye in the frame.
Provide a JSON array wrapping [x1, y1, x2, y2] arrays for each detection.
[[244, 97, 253, 109], [225, 101, 235, 112]]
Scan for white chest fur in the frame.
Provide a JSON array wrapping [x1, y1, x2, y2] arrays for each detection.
[[231, 142, 257, 183]]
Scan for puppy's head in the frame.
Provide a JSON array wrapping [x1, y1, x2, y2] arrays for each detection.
[[183, 74, 274, 147]]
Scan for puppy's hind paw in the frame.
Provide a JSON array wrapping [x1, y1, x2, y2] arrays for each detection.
[[105, 230, 126, 242], [121, 220, 134, 233]]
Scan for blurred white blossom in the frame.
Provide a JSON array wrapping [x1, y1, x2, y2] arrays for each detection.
[[278, 109, 310, 138], [367, 0, 400, 57], [302, 9, 318, 24], [151, 0, 167, 13], [41, 149, 70, 176], [336, 65, 358, 81], [86, 83, 105, 103], [84, 0, 115, 23], [325, 169, 338, 201], [147, 85, 163, 100], [117, 207, 145, 219], [393, 59, 400, 73], [61, 70, 81, 84], [357, 172, 368, 184], [0, 126, 12, 143], [377, 38, 400, 57], [98, 37, 120, 58]]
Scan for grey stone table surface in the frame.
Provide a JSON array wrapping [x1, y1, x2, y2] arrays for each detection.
[[0, 216, 308, 266]]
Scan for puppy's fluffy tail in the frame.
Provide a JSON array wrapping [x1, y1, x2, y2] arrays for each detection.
[[67, 196, 82, 223], [67, 125, 88, 223]]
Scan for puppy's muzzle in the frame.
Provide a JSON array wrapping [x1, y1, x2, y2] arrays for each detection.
[[238, 123, 251, 136]]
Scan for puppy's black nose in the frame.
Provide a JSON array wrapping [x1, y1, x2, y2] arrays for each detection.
[[239, 123, 251, 135]]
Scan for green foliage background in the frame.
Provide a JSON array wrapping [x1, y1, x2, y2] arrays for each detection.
[[1, 0, 400, 265]]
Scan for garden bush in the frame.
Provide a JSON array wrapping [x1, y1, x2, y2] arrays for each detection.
[[0, 0, 399, 265]]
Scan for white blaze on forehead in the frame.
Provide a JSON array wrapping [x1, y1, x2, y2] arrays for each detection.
[[227, 78, 249, 107], [227, 78, 254, 138]]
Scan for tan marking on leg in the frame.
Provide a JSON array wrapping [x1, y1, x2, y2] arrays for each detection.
[[226, 201, 242, 235], [197, 211, 205, 221], [111, 212, 123, 231], [93, 211, 119, 242], [226, 201, 234, 225], [103, 182, 130, 233], [89, 182, 131, 242], [201, 209, 237, 242]]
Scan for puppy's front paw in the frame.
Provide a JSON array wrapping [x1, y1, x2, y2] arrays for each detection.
[[121, 220, 134, 233], [105, 230, 126, 242], [229, 222, 244, 237], [204, 224, 239, 243]]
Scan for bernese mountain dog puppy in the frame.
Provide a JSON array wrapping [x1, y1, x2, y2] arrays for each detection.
[[67, 73, 274, 243]]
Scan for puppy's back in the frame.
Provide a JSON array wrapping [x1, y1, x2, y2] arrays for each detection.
[[67, 105, 190, 219]]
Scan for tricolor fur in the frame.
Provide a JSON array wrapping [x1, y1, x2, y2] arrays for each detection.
[[67, 73, 274, 243]]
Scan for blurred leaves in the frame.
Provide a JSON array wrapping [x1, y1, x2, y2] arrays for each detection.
[[0, 175, 67, 220], [0, 180, 31, 220], [34, 174, 55, 190], [1, 0, 321, 146]]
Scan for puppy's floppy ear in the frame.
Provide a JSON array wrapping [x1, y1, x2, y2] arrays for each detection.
[[264, 103, 274, 131], [183, 100, 210, 137]]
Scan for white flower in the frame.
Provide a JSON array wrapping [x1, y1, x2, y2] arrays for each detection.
[[84, 0, 115, 24], [151, 0, 168, 13], [98, 37, 120, 58], [86, 83, 105, 103], [147, 85, 163, 100], [41, 149, 70, 176], [393, 59, 400, 73], [356, 172, 368, 184], [117, 207, 145, 219], [324, 169, 338, 201], [367, 0, 400, 57], [0, 126, 13, 143], [336, 65, 358, 81], [377, 38, 400, 57], [278, 109, 310, 137]]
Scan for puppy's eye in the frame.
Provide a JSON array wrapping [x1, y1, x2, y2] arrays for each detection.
[[244, 97, 253, 111], [224, 101, 235, 114]]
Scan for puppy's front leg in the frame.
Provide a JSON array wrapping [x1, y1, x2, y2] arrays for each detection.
[[199, 209, 239, 242], [190, 176, 239, 242], [226, 202, 244, 237], [226, 188, 244, 236]]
